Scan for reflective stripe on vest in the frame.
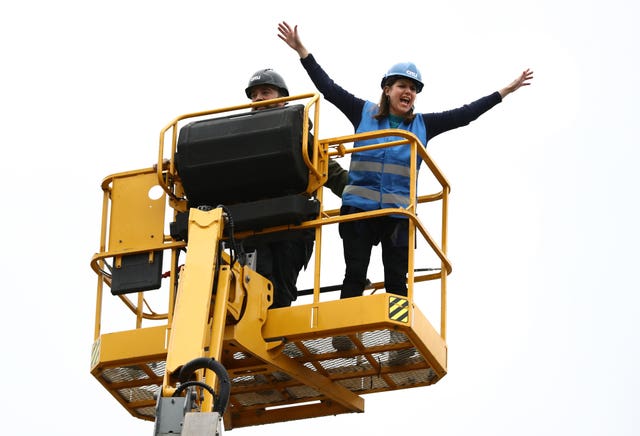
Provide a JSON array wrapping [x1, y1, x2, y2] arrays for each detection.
[[349, 161, 412, 178], [342, 186, 411, 209]]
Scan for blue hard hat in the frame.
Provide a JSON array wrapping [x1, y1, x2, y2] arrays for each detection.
[[381, 62, 424, 93]]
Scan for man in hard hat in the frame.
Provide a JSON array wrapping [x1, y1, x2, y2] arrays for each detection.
[[243, 68, 347, 308]]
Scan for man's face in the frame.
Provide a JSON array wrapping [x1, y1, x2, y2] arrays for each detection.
[[249, 85, 285, 111]]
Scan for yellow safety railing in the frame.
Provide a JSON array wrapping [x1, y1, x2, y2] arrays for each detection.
[[317, 129, 451, 339], [90, 94, 451, 343], [90, 168, 186, 340]]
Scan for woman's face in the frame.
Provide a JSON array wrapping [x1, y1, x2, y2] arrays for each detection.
[[385, 78, 418, 116]]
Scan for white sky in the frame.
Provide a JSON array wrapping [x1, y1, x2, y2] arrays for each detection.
[[1, 0, 639, 435]]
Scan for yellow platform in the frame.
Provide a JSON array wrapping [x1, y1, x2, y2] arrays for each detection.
[[91, 294, 446, 429]]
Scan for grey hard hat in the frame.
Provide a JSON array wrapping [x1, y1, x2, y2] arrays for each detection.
[[245, 69, 289, 98]]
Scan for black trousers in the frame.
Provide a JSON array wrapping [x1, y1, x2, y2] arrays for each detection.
[[339, 206, 409, 299], [248, 233, 314, 308]]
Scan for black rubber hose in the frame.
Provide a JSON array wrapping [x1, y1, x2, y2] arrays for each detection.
[[178, 357, 231, 414]]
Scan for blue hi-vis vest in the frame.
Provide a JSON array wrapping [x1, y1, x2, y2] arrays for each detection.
[[342, 101, 427, 212]]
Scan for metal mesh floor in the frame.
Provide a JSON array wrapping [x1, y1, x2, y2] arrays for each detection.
[[94, 328, 438, 422], [226, 329, 438, 408]]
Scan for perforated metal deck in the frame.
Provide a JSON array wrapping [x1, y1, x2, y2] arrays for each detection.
[[92, 291, 448, 428], [92, 328, 441, 426]]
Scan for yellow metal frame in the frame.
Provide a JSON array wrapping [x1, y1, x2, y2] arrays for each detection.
[[89, 94, 452, 430]]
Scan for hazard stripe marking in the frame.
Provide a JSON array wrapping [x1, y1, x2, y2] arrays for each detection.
[[389, 296, 409, 323]]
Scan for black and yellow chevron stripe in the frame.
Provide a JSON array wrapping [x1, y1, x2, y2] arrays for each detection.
[[388, 296, 409, 323]]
